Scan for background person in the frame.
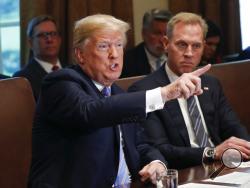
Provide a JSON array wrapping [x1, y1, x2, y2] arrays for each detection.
[[200, 19, 222, 66], [121, 8, 172, 78], [13, 15, 63, 101]]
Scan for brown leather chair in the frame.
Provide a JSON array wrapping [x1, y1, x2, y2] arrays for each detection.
[[0, 77, 35, 188]]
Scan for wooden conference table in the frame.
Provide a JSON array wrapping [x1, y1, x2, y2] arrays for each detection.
[[125, 161, 250, 188]]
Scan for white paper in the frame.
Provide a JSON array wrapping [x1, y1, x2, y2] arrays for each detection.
[[179, 182, 234, 188], [238, 161, 250, 168], [204, 171, 250, 187], [179, 171, 250, 188]]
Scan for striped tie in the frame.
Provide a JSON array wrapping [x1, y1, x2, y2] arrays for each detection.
[[187, 96, 211, 147], [101, 87, 130, 186]]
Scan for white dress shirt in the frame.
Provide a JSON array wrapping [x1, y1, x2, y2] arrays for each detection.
[[35, 57, 62, 73], [144, 47, 167, 72]]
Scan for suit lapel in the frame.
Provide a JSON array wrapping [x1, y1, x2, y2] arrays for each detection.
[[197, 77, 220, 145], [152, 66, 191, 145]]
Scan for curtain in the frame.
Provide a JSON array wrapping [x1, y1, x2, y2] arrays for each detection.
[[168, 0, 241, 57], [20, 0, 134, 67]]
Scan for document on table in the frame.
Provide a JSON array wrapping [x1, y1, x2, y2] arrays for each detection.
[[179, 171, 250, 188]]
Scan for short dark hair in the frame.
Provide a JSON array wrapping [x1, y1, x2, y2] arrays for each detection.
[[206, 19, 221, 39], [143, 8, 172, 29], [27, 15, 57, 37]]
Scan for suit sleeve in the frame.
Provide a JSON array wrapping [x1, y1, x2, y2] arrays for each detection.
[[142, 111, 204, 169], [38, 76, 147, 130]]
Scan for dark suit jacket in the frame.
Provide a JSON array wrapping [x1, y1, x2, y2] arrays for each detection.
[[121, 42, 151, 78], [129, 64, 249, 169], [28, 65, 167, 188], [13, 58, 48, 101], [0, 74, 10, 79]]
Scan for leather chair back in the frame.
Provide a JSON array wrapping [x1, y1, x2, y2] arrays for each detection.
[[0, 77, 35, 188]]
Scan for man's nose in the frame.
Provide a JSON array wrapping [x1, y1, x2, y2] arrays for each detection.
[[184, 45, 193, 56], [109, 45, 119, 58]]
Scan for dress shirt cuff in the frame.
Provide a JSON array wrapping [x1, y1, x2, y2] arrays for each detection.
[[146, 87, 165, 113], [149, 160, 167, 170]]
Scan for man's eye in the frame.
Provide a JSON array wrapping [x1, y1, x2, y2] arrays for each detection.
[[193, 43, 202, 49], [177, 42, 188, 49], [97, 43, 109, 50], [115, 42, 123, 48]]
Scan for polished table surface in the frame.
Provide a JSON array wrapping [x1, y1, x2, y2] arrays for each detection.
[[125, 161, 250, 188]]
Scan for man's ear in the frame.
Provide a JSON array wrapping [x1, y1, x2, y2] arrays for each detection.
[[162, 36, 169, 52], [28, 38, 33, 49], [74, 48, 85, 65]]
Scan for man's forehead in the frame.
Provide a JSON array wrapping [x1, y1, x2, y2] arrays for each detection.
[[34, 21, 57, 31], [172, 23, 204, 38]]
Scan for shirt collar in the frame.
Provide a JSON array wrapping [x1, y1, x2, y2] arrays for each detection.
[[144, 47, 167, 71], [35, 57, 62, 73], [92, 80, 111, 92], [164, 62, 179, 83]]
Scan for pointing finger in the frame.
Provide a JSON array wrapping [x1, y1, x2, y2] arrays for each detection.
[[192, 64, 211, 77]]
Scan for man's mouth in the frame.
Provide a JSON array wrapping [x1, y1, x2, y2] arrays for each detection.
[[110, 63, 119, 71]]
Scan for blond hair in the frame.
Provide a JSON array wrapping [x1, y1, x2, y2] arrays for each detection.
[[167, 12, 208, 39], [73, 14, 130, 49]]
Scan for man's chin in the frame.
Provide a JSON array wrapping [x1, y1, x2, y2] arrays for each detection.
[[181, 67, 194, 74]]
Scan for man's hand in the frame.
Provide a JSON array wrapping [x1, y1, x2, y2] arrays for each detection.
[[215, 136, 250, 160], [161, 64, 211, 101], [139, 161, 166, 184]]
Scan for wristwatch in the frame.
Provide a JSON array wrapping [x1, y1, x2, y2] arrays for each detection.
[[203, 147, 216, 163]]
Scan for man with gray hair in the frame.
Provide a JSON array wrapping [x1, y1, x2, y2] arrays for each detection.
[[28, 14, 210, 188], [13, 15, 63, 101], [121, 8, 172, 78]]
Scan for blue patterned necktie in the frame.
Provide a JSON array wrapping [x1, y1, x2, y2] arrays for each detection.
[[101, 87, 111, 97], [187, 96, 212, 147], [101, 87, 131, 186]]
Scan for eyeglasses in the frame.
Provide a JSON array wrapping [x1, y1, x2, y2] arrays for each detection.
[[33, 31, 59, 39]]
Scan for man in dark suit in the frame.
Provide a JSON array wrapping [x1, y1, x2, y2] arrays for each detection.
[[28, 14, 211, 188], [121, 9, 172, 78], [129, 12, 250, 169], [13, 15, 63, 101]]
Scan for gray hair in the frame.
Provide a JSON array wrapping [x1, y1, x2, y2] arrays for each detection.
[[167, 12, 208, 39], [27, 15, 57, 37], [143, 8, 172, 29], [73, 14, 130, 49]]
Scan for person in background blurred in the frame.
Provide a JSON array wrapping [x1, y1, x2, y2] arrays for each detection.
[[121, 8, 172, 78], [13, 15, 63, 101], [200, 19, 222, 66]]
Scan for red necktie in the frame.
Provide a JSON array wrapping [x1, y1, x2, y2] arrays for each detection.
[[51, 65, 59, 72]]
